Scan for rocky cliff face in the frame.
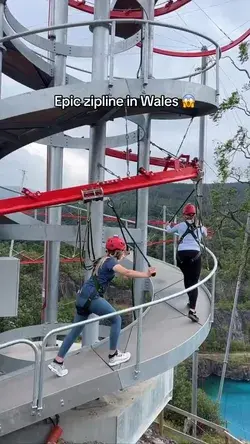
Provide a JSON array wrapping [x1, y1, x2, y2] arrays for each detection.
[[198, 356, 250, 380], [198, 307, 250, 381], [213, 308, 250, 342]]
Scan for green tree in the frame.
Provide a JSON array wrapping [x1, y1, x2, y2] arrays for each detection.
[[165, 364, 222, 429], [211, 42, 250, 220]]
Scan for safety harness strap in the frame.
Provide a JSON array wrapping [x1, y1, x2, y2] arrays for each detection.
[[92, 257, 105, 296], [177, 250, 201, 265], [178, 221, 201, 247]]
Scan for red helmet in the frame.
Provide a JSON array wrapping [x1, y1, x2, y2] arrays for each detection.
[[183, 203, 196, 215], [106, 235, 126, 251]]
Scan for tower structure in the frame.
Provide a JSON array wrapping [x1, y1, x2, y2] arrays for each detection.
[[0, 0, 247, 441]]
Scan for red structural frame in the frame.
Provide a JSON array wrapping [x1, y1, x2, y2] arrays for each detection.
[[0, 158, 199, 215], [139, 29, 250, 58], [105, 147, 174, 167], [68, 0, 191, 18], [69, 0, 250, 58]]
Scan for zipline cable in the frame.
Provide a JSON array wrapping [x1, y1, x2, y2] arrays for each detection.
[[107, 198, 156, 276]]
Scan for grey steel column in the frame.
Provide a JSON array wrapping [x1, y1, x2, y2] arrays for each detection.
[[173, 215, 177, 266], [44, 0, 68, 335], [162, 205, 166, 262], [9, 170, 26, 257], [0, 0, 6, 98], [191, 349, 199, 437], [81, 0, 110, 346], [133, 0, 154, 308], [196, 46, 207, 217], [191, 47, 207, 437]]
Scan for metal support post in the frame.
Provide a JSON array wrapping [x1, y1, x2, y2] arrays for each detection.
[[217, 213, 250, 403], [196, 46, 207, 217], [133, 0, 154, 309], [191, 48, 207, 436], [191, 349, 199, 437], [162, 205, 166, 262], [43, 0, 68, 343], [133, 115, 151, 308], [0, 0, 5, 98], [9, 170, 26, 257], [173, 215, 177, 266], [82, 0, 110, 346]]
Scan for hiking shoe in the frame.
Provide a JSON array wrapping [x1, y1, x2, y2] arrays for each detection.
[[109, 350, 131, 367], [188, 310, 199, 323], [48, 361, 68, 377]]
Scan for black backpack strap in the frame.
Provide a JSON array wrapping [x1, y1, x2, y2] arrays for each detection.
[[178, 221, 200, 247]]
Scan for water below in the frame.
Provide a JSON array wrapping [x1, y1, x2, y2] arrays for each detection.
[[202, 375, 250, 441]]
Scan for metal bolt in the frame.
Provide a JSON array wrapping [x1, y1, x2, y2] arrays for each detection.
[[60, 399, 64, 407], [134, 370, 140, 379]]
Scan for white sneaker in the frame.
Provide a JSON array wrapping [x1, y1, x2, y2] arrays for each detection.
[[48, 361, 68, 377], [109, 350, 131, 367]]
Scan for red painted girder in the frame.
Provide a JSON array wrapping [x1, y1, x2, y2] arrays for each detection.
[[68, 0, 191, 18], [0, 165, 199, 215], [106, 147, 181, 167], [137, 29, 250, 57]]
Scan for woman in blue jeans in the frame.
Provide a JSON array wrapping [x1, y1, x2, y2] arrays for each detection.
[[48, 235, 156, 377]]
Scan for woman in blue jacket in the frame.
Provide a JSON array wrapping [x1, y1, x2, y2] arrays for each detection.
[[48, 235, 156, 377]]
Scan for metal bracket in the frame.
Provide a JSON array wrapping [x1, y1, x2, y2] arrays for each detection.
[[31, 406, 37, 416], [138, 167, 154, 178], [134, 369, 140, 379], [81, 187, 104, 202], [21, 187, 41, 198]]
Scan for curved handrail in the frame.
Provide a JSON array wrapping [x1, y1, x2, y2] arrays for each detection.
[[36, 246, 217, 410], [0, 17, 221, 90], [0, 205, 217, 414], [3, 5, 140, 58], [0, 339, 40, 412]]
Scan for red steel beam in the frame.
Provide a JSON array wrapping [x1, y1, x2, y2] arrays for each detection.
[[0, 164, 199, 215], [68, 0, 191, 18], [106, 147, 169, 167], [142, 28, 250, 58]]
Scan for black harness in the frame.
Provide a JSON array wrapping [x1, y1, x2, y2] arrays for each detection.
[[177, 221, 202, 264], [76, 258, 105, 316]]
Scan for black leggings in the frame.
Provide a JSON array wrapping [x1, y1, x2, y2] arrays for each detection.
[[176, 250, 201, 310]]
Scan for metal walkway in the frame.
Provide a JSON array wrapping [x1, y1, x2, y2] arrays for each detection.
[[0, 256, 212, 436]]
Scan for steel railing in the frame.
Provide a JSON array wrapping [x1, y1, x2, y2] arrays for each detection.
[[0, 339, 40, 413], [0, 217, 217, 414], [0, 17, 221, 94], [35, 245, 217, 411]]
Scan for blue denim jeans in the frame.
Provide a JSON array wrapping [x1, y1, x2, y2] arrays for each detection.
[[57, 288, 122, 359]]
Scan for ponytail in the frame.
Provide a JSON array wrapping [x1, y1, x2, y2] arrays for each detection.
[[92, 249, 123, 276]]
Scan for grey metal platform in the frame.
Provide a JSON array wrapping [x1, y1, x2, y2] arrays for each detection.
[[0, 256, 211, 436], [0, 78, 217, 158]]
